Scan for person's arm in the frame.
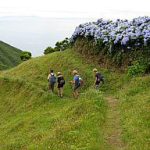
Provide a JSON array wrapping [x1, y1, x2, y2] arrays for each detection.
[[70, 77, 75, 84], [70, 80, 75, 84], [94, 75, 97, 86], [47, 74, 50, 82], [56, 77, 59, 87]]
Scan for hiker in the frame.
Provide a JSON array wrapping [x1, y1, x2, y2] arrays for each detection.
[[57, 72, 65, 97], [93, 68, 104, 88], [69, 70, 83, 99], [47, 69, 56, 93]]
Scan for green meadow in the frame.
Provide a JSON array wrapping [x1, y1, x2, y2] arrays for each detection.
[[0, 49, 150, 149]]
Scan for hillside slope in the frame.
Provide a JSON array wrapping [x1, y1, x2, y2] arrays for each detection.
[[0, 50, 108, 149], [0, 41, 22, 70], [1, 49, 150, 149]]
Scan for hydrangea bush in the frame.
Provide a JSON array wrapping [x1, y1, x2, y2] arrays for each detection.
[[70, 16, 150, 52], [70, 16, 150, 73]]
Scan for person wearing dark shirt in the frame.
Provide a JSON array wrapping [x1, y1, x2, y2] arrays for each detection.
[[57, 72, 65, 97], [93, 68, 101, 88]]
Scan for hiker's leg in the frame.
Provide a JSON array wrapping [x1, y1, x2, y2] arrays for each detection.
[[95, 81, 100, 89], [76, 89, 79, 96], [60, 88, 63, 97], [57, 88, 60, 96], [96, 83, 100, 89], [49, 83, 52, 92], [73, 91, 77, 98], [73, 86, 78, 99], [94, 84, 98, 88], [51, 84, 54, 93], [95, 84, 99, 89], [73, 86, 76, 98], [75, 85, 79, 97]]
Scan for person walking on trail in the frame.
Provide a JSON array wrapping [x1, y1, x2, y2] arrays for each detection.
[[69, 70, 83, 99], [47, 69, 56, 93], [57, 72, 65, 97], [93, 68, 104, 88]]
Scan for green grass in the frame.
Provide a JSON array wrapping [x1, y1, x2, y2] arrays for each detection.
[[0, 50, 108, 149], [1, 48, 150, 149], [113, 76, 150, 150], [100, 72, 150, 150], [0, 40, 22, 70]]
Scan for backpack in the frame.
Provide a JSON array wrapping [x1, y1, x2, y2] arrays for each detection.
[[49, 74, 56, 84], [60, 77, 65, 85], [96, 72, 101, 82], [96, 72, 104, 83], [77, 76, 83, 87], [100, 75, 104, 83]]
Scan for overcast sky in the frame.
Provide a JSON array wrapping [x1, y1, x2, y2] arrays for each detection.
[[0, 0, 150, 19]]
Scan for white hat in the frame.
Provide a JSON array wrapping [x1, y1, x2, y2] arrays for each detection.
[[57, 72, 61, 75]]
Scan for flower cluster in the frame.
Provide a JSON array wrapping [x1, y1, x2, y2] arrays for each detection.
[[70, 16, 150, 50]]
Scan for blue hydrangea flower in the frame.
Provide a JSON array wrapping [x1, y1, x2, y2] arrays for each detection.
[[70, 16, 150, 51]]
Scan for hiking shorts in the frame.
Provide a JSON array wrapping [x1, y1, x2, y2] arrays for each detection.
[[96, 81, 100, 85], [57, 84, 64, 89], [73, 85, 79, 91]]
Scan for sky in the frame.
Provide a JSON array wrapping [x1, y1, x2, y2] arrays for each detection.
[[0, 0, 150, 19]]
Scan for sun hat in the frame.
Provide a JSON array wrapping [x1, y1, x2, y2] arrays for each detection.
[[93, 68, 98, 72], [57, 72, 61, 75], [73, 70, 78, 75]]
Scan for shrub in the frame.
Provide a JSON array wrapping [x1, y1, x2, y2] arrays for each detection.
[[125, 60, 147, 75], [20, 51, 32, 61], [54, 38, 69, 51], [44, 47, 54, 55], [44, 38, 70, 54]]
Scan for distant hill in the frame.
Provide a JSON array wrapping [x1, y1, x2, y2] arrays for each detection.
[[0, 41, 22, 70]]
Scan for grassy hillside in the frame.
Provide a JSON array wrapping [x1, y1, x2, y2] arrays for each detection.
[[0, 50, 109, 149], [1, 49, 150, 149], [0, 41, 22, 70]]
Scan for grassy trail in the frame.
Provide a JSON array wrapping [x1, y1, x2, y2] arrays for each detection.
[[103, 96, 125, 150]]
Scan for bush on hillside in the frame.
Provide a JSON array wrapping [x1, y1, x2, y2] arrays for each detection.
[[20, 51, 32, 61], [44, 46, 54, 55], [55, 38, 69, 51], [125, 60, 147, 75], [44, 38, 69, 55]]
